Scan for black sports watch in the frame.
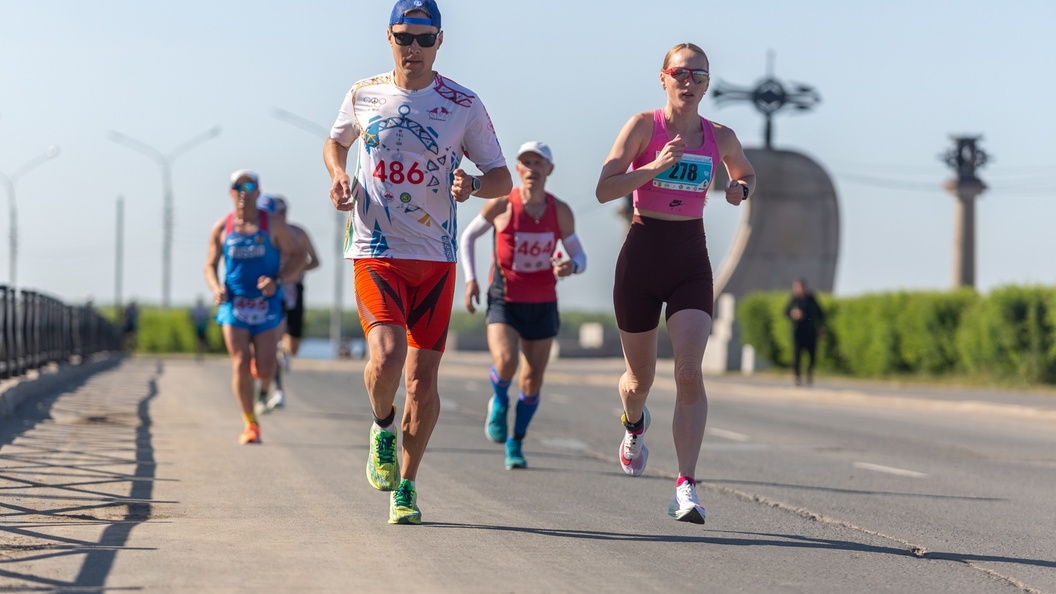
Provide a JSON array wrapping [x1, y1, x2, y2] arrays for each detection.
[[740, 182, 749, 200], [471, 176, 481, 194]]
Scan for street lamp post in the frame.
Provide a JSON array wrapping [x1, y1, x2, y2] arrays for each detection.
[[272, 108, 347, 359], [0, 145, 60, 288], [108, 126, 221, 309]]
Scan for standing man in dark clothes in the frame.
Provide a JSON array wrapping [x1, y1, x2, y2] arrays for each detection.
[[785, 278, 825, 386]]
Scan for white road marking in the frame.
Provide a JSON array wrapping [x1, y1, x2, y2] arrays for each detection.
[[853, 462, 928, 478], [700, 443, 769, 451], [547, 392, 571, 404], [707, 427, 751, 442], [539, 437, 589, 451]]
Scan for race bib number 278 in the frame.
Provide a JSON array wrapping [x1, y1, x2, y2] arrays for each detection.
[[653, 153, 714, 192]]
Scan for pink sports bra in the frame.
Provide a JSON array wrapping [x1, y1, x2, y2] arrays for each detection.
[[631, 109, 721, 218]]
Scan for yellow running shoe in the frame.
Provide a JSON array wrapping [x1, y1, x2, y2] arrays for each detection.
[[388, 479, 421, 525], [366, 424, 399, 491]]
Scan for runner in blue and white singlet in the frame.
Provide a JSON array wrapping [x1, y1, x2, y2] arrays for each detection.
[[205, 170, 307, 447], [215, 210, 284, 333]]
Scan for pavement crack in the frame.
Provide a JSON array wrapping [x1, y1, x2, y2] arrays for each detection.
[[576, 445, 1048, 594]]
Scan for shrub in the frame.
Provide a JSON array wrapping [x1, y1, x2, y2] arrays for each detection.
[[896, 289, 979, 374], [738, 292, 786, 366], [957, 285, 1056, 383]]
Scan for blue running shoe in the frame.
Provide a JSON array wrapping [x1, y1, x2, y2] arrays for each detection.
[[505, 437, 527, 469], [485, 396, 508, 443]]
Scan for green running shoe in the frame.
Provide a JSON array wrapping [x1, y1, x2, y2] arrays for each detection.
[[505, 437, 527, 470], [366, 424, 399, 491], [389, 479, 421, 525], [485, 395, 508, 443]]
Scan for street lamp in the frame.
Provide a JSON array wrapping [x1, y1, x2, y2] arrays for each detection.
[[108, 126, 221, 309], [0, 145, 60, 288], [272, 107, 347, 359]]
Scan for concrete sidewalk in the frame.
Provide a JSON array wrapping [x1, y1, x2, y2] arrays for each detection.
[[0, 353, 122, 419]]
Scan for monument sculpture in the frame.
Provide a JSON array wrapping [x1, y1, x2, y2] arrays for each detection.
[[704, 53, 839, 371]]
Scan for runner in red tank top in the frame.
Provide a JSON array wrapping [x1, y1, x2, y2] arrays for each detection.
[[460, 141, 587, 469]]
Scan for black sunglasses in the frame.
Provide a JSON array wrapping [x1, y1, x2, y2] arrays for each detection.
[[391, 31, 439, 48], [231, 181, 258, 193]]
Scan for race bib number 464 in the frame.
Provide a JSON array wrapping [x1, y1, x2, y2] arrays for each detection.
[[653, 153, 714, 192], [512, 232, 556, 273]]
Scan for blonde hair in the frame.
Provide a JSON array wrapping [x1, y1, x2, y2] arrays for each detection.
[[662, 43, 708, 70]]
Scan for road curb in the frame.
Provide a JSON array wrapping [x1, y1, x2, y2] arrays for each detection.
[[0, 353, 123, 420]]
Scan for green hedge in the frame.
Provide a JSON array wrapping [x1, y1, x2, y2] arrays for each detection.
[[736, 286, 1056, 384], [955, 286, 1056, 383], [134, 308, 227, 354]]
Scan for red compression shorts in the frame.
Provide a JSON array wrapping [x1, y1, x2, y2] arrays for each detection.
[[353, 258, 456, 352]]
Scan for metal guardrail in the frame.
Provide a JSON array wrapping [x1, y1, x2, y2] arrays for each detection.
[[0, 285, 122, 380]]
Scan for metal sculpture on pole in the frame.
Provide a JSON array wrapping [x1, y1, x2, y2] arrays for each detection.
[[942, 136, 988, 288], [711, 51, 821, 149]]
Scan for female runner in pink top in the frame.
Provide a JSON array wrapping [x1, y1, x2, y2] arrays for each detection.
[[595, 42, 756, 524]]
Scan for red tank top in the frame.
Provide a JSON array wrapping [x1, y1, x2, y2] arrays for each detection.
[[489, 188, 561, 303]]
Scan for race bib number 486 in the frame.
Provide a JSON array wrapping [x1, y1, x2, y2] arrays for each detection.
[[653, 153, 714, 192]]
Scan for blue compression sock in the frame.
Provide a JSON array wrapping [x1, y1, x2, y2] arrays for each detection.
[[490, 366, 511, 405], [513, 392, 540, 438]]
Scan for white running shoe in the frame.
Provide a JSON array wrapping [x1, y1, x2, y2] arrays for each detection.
[[668, 480, 706, 524], [266, 389, 286, 410], [618, 407, 651, 477], [254, 391, 267, 415]]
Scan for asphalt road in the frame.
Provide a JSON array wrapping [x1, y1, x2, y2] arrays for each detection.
[[1, 353, 1054, 593]]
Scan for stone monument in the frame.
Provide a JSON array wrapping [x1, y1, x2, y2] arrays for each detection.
[[703, 53, 839, 371]]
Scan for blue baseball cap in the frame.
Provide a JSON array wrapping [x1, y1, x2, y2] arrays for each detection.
[[256, 194, 286, 214], [390, 0, 441, 29]]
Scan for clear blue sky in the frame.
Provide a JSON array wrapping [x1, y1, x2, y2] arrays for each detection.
[[2, 0, 1054, 311]]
